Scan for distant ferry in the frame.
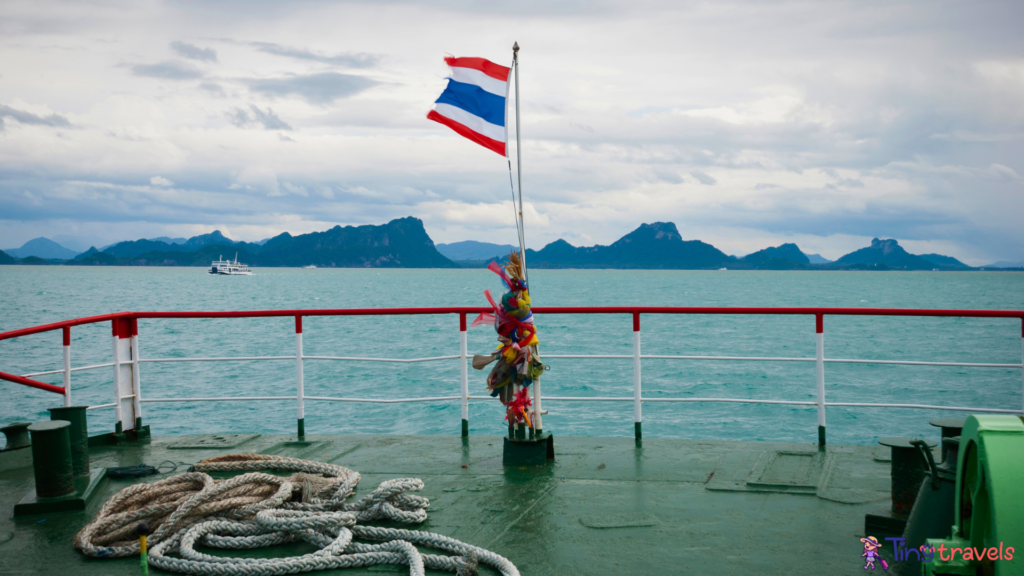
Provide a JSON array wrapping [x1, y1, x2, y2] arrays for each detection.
[[302, 265, 317, 269], [209, 254, 251, 275]]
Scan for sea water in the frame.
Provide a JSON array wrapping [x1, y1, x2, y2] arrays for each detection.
[[1, 266, 1022, 446]]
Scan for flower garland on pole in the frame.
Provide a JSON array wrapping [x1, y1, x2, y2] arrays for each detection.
[[471, 252, 547, 439]]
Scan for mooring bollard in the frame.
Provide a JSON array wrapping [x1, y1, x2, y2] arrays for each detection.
[[28, 420, 75, 498], [929, 417, 965, 464], [877, 436, 937, 515], [1, 422, 32, 451], [48, 406, 90, 476]]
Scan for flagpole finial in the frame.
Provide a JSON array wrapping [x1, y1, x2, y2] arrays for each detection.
[[513, 42, 519, 54]]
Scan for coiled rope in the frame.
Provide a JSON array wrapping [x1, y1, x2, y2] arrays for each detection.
[[74, 454, 519, 576]]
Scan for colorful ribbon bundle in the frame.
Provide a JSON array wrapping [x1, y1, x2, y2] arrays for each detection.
[[471, 252, 547, 426]]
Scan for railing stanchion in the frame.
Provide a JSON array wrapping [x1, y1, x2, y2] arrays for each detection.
[[460, 313, 469, 437], [1020, 318, 1023, 415], [633, 312, 642, 440], [131, 318, 143, 430], [816, 313, 826, 447], [295, 316, 305, 438], [114, 318, 135, 432], [62, 327, 71, 407], [111, 319, 137, 433], [111, 321, 122, 431]]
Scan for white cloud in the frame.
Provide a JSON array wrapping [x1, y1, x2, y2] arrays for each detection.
[[233, 166, 281, 197], [0, 0, 1022, 262], [673, 93, 816, 126]]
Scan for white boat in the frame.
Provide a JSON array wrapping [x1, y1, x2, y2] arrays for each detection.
[[302, 265, 317, 269], [210, 254, 251, 275]]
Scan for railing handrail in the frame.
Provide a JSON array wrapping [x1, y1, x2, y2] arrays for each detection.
[[2, 306, 1023, 444], [3, 306, 1023, 343]]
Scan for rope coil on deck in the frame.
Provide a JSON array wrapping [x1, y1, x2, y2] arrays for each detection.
[[74, 454, 518, 576]]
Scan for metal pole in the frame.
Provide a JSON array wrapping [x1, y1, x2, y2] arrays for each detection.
[[460, 313, 469, 437], [111, 321, 124, 433], [131, 318, 143, 430], [1020, 319, 1023, 414], [532, 378, 542, 434], [62, 327, 71, 408], [512, 41, 528, 286], [295, 316, 305, 438], [633, 312, 642, 440], [816, 314, 826, 446], [514, 381, 524, 439]]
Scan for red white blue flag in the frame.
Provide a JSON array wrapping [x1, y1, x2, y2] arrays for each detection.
[[427, 56, 511, 156]]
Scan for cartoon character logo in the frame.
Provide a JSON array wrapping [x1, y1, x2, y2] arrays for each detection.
[[860, 536, 889, 570]]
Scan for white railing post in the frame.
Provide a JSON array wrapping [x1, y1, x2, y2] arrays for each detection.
[[295, 316, 305, 438], [111, 318, 135, 433], [533, 378, 543, 434], [633, 312, 642, 440], [62, 326, 71, 407], [460, 313, 469, 437], [130, 318, 143, 430], [816, 314, 826, 447], [111, 322, 121, 430]]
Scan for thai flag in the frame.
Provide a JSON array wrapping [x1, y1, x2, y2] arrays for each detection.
[[427, 56, 511, 156]]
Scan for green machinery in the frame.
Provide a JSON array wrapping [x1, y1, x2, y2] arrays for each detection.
[[924, 415, 1024, 576]]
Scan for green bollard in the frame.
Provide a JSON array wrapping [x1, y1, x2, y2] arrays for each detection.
[[1, 421, 32, 451], [48, 406, 90, 476], [928, 417, 965, 464], [878, 436, 937, 515], [28, 420, 75, 498]]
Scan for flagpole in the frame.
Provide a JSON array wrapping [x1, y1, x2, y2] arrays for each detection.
[[513, 41, 529, 287]]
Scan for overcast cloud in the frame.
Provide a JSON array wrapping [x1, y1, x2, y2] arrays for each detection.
[[0, 0, 1022, 263], [171, 41, 217, 62]]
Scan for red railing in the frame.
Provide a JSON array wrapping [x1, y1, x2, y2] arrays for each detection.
[[2, 306, 1023, 444], [4, 306, 1023, 341]]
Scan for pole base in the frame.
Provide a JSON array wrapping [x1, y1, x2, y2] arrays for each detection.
[[14, 467, 106, 517], [87, 425, 151, 447], [503, 433, 554, 466]]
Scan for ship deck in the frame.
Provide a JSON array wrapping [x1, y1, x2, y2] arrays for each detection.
[[0, 433, 896, 575]]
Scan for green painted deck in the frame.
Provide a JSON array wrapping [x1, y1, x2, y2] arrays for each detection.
[[0, 434, 897, 575]]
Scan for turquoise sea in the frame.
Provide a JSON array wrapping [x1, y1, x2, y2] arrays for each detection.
[[1, 266, 1022, 446]]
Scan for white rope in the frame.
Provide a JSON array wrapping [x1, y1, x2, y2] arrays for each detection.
[[74, 454, 518, 576]]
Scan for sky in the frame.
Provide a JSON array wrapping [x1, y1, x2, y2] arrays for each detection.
[[1, 0, 1023, 264]]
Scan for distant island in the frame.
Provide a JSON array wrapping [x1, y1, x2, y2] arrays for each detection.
[[2, 218, 1022, 271], [3, 218, 456, 269]]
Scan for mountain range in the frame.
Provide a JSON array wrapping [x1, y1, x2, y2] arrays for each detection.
[[1, 218, 1020, 271], [982, 260, 1024, 269], [65, 217, 456, 268], [524, 223, 973, 271], [3, 237, 80, 259], [527, 223, 732, 269], [436, 241, 519, 262]]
